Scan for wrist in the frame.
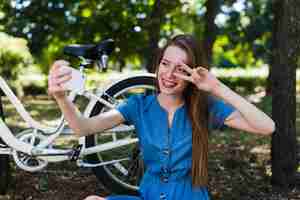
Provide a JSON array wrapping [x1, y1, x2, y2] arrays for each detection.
[[210, 80, 224, 97], [53, 94, 67, 102]]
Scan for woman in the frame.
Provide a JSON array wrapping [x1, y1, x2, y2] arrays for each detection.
[[48, 34, 275, 200]]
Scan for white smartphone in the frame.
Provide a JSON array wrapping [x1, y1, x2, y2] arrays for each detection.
[[60, 66, 85, 92]]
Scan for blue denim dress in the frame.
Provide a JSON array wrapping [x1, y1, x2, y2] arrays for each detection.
[[106, 94, 235, 200]]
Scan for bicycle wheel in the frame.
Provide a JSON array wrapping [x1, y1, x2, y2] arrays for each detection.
[[0, 139, 10, 195], [85, 75, 156, 195]]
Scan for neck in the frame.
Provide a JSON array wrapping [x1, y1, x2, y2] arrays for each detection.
[[157, 93, 184, 112]]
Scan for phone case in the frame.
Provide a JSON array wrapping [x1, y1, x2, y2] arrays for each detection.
[[60, 66, 85, 92]]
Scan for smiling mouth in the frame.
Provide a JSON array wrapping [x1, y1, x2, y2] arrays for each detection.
[[161, 78, 177, 88]]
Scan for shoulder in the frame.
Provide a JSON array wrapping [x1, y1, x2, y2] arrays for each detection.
[[116, 94, 156, 124], [207, 95, 219, 108], [207, 95, 228, 106], [207, 95, 235, 113], [128, 93, 155, 104], [125, 94, 156, 110]]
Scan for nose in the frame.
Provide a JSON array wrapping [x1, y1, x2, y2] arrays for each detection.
[[166, 65, 176, 78]]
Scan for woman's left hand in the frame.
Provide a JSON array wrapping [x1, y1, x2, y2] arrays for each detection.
[[174, 62, 221, 94]]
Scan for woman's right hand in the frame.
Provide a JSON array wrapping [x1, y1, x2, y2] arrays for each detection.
[[48, 60, 72, 100]]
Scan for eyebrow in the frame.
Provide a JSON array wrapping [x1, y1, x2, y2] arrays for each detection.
[[161, 58, 171, 63], [161, 58, 185, 67]]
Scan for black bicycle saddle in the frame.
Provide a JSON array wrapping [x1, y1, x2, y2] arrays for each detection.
[[63, 39, 115, 60]]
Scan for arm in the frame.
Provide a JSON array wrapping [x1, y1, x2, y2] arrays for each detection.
[[48, 60, 125, 137], [55, 97, 125, 137], [175, 63, 275, 135], [211, 82, 275, 135]]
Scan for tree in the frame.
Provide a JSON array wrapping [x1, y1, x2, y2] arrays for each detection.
[[1, 0, 277, 75], [1, 0, 157, 71], [271, 0, 299, 190], [0, 32, 34, 96], [0, 71, 10, 195], [144, 0, 180, 72], [203, 0, 220, 67], [215, 0, 272, 68]]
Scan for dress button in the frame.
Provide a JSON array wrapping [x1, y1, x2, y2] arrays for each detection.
[[160, 167, 169, 182], [163, 177, 168, 183], [160, 193, 167, 200], [163, 149, 170, 155], [161, 167, 168, 173]]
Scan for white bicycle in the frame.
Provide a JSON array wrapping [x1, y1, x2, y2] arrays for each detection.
[[0, 39, 156, 195]]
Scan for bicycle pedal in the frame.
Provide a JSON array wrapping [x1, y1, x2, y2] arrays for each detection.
[[70, 144, 83, 161]]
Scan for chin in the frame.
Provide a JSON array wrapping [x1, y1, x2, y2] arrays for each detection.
[[159, 86, 184, 96]]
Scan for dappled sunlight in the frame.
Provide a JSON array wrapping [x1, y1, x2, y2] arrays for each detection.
[[246, 91, 266, 103], [1, 95, 64, 132], [250, 144, 270, 155], [265, 165, 272, 177], [25, 98, 56, 106], [53, 135, 78, 148], [5, 118, 28, 130], [211, 65, 269, 78]]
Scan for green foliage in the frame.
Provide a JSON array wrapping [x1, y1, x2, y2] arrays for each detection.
[[213, 35, 266, 68], [0, 0, 275, 79], [256, 95, 272, 116], [1, 0, 164, 69], [0, 32, 33, 80], [216, 0, 272, 67], [219, 76, 266, 94], [0, 32, 45, 96]]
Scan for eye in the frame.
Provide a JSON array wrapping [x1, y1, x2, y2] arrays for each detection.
[[176, 67, 185, 73], [160, 61, 169, 67]]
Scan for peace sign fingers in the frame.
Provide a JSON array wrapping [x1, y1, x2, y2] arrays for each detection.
[[178, 62, 193, 75], [173, 62, 193, 82], [195, 66, 209, 76], [173, 72, 192, 82]]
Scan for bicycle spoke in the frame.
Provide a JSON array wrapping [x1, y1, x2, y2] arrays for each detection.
[[112, 133, 117, 141], [113, 162, 128, 176], [30, 135, 36, 146], [21, 156, 30, 163]]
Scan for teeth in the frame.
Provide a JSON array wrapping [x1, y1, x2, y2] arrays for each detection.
[[163, 80, 176, 87]]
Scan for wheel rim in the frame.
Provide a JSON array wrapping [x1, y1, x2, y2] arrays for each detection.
[[91, 82, 155, 190]]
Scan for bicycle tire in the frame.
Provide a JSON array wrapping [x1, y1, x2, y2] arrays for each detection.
[[85, 75, 156, 195], [0, 139, 10, 195]]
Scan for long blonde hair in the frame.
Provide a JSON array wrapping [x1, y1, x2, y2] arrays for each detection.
[[153, 34, 209, 187]]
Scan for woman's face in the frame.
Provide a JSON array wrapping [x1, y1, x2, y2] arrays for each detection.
[[157, 45, 189, 97]]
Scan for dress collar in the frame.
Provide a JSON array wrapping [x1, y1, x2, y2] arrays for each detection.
[[142, 94, 187, 113]]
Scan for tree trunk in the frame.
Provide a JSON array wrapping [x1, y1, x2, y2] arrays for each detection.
[[0, 92, 10, 195], [118, 58, 125, 72], [266, 0, 280, 96], [271, 0, 299, 190], [265, 67, 272, 96], [203, 0, 220, 68], [145, 0, 163, 73], [144, 0, 180, 73]]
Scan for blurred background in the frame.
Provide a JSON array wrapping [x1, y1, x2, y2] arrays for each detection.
[[0, 1, 299, 199], [1, 0, 298, 96]]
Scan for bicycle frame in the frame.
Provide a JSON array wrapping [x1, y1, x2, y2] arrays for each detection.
[[0, 71, 155, 170]]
